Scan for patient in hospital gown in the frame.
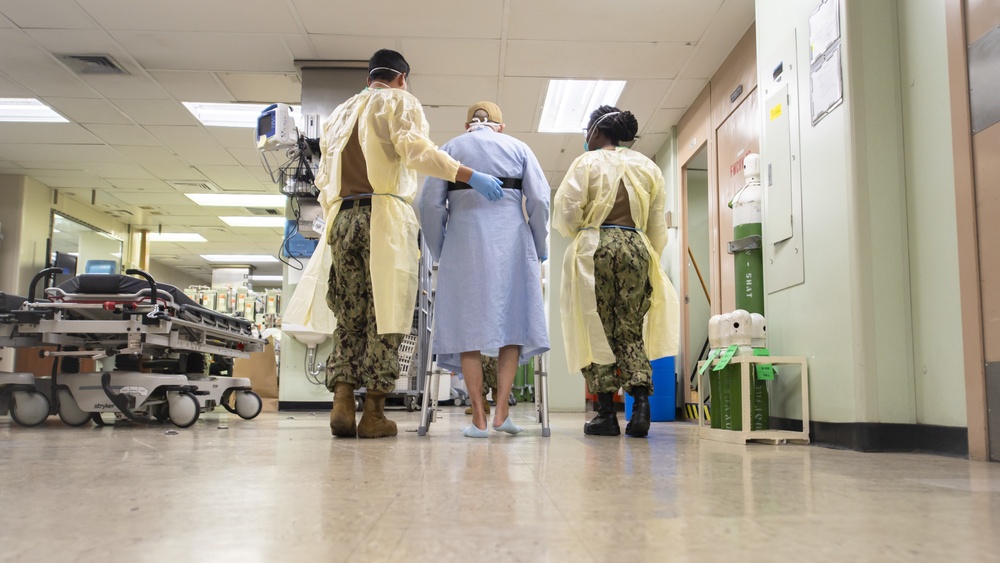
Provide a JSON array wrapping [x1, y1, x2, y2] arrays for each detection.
[[418, 101, 549, 437]]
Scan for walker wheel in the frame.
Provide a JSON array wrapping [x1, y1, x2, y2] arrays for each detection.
[[355, 396, 364, 412]]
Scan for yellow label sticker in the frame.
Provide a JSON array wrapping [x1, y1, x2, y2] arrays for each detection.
[[770, 104, 783, 120]]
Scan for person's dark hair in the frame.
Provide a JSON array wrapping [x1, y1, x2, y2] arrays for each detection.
[[368, 49, 410, 83], [588, 105, 639, 145]]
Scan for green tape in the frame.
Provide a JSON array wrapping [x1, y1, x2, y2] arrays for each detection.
[[712, 345, 739, 371], [699, 348, 721, 375]]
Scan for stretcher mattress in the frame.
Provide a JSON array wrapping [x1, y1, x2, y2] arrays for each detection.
[[55, 275, 255, 337]]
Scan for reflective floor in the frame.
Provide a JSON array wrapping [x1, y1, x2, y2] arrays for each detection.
[[1, 406, 998, 562]]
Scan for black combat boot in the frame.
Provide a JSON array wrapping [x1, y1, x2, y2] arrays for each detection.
[[625, 386, 651, 437], [584, 392, 620, 436]]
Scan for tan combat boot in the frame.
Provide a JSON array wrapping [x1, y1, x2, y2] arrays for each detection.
[[329, 383, 357, 438], [357, 391, 397, 438], [465, 394, 490, 415]]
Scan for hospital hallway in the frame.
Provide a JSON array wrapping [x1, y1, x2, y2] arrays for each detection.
[[1, 408, 998, 562]]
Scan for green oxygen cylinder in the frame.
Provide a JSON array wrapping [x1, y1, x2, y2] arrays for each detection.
[[728, 153, 768, 430], [730, 153, 764, 315], [707, 315, 724, 429]]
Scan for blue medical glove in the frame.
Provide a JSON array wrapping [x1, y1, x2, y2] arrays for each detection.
[[540, 255, 548, 263], [468, 171, 503, 201]]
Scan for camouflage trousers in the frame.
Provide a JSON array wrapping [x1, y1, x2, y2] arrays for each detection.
[[581, 227, 654, 395], [325, 206, 404, 394], [478, 355, 498, 395]]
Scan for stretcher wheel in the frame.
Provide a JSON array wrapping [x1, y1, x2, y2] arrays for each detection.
[[57, 389, 91, 427], [508, 393, 517, 407], [404, 395, 417, 412], [234, 391, 262, 420], [152, 404, 170, 423], [167, 392, 200, 428], [355, 396, 364, 412], [10, 391, 50, 427]]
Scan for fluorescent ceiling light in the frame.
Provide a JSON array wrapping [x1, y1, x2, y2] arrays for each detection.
[[0, 98, 69, 123], [537, 80, 627, 133], [250, 275, 283, 282], [186, 193, 286, 207], [219, 216, 286, 228], [183, 102, 301, 128], [201, 254, 278, 263], [149, 233, 208, 242]]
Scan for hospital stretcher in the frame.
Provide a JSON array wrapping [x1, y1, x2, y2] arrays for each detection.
[[0, 267, 265, 427], [0, 292, 52, 426]]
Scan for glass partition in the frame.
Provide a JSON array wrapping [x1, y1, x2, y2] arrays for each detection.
[[50, 213, 123, 284]]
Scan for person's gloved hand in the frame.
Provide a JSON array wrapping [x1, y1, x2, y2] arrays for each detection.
[[540, 255, 548, 263], [468, 171, 503, 201]]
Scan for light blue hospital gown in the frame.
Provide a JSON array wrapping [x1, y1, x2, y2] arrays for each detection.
[[418, 127, 550, 373]]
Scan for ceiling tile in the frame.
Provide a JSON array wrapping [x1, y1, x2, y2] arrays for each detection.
[[507, 0, 724, 43], [292, 0, 503, 38], [412, 75, 497, 108], [228, 147, 267, 167], [0, 72, 31, 96], [112, 99, 198, 126], [499, 77, 544, 133], [282, 34, 316, 61], [77, 0, 300, 33], [15, 167, 89, 176], [105, 178, 174, 191], [23, 29, 148, 81], [140, 214, 225, 227], [114, 145, 204, 179], [631, 133, 670, 158], [217, 72, 301, 104], [194, 165, 265, 192], [617, 79, 674, 133], [83, 124, 161, 146], [33, 175, 112, 189], [110, 191, 196, 205], [144, 126, 236, 166], [0, 0, 98, 29], [82, 74, 170, 101], [400, 39, 500, 76], [0, 143, 128, 163], [308, 35, 395, 62], [111, 31, 294, 72], [505, 41, 694, 79], [0, 30, 93, 97], [644, 108, 686, 135], [149, 71, 234, 103], [208, 127, 259, 150], [0, 122, 102, 144], [246, 167, 276, 183], [421, 106, 468, 134], [44, 97, 131, 124], [83, 163, 155, 179], [508, 132, 573, 171], [677, 0, 755, 80], [661, 79, 710, 109]]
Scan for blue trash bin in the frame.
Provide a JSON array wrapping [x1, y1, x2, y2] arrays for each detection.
[[625, 356, 676, 422]]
